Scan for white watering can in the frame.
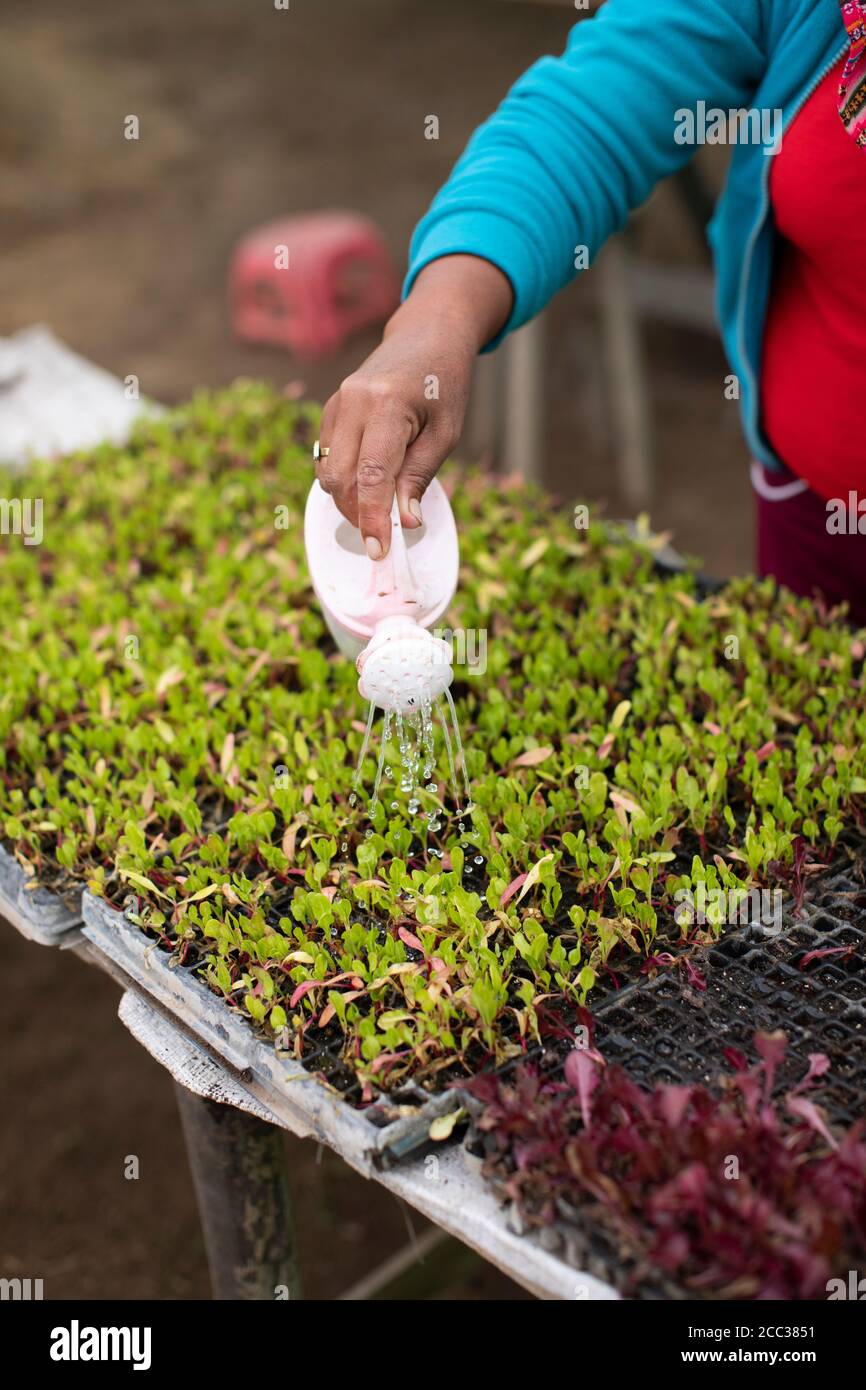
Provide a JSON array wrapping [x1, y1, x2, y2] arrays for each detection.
[[304, 477, 460, 716], [304, 474, 471, 813]]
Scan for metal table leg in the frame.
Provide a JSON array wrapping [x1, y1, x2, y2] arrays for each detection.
[[175, 1083, 301, 1301]]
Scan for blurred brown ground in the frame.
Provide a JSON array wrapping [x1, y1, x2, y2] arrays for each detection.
[[0, 0, 753, 1299]]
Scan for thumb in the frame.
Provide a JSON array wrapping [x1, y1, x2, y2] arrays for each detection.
[[395, 431, 453, 529]]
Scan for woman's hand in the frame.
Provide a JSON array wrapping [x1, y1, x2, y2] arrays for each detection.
[[315, 254, 513, 558]]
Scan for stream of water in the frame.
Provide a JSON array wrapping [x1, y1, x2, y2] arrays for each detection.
[[350, 693, 473, 833]]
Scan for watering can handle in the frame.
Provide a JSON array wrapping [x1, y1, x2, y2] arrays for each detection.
[[369, 497, 420, 606]]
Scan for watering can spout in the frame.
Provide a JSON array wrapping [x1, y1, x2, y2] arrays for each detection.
[[356, 616, 454, 715]]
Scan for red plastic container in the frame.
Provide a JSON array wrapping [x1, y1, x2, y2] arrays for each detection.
[[229, 211, 400, 358]]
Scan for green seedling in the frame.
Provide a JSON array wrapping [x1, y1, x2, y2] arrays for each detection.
[[1, 384, 864, 1095]]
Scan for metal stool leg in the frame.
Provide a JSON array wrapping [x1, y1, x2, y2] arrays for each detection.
[[464, 350, 500, 462], [501, 316, 546, 483], [175, 1084, 301, 1301], [598, 235, 654, 510]]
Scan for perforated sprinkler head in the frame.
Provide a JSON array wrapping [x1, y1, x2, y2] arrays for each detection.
[[356, 617, 453, 715]]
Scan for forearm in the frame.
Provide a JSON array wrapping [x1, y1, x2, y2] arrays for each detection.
[[406, 0, 765, 335], [318, 255, 506, 554], [385, 254, 514, 357]]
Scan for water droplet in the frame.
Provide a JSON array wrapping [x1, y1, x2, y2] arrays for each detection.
[[474, 855, 484, 864], [341, 842, 348, 853]]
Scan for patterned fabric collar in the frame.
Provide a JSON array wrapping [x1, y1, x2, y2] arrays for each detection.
[[840, 2, 866, 145]]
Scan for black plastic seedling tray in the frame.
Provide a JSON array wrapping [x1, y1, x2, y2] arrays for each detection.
[[465, 862, 866, 1299], [1, 537, 861, 1182], [80, 891, 463, 1171], [593, 870, 866, 1126]]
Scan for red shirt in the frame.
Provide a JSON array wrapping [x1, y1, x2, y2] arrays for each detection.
[[761, 59, 866, 502]]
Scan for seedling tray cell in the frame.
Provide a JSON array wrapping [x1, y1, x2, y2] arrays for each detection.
[[592, 875, 866, 1128], [0, 844, 81, 945]]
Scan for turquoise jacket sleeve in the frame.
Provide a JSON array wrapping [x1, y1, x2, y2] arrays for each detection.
[[404, 0, 768, 346]]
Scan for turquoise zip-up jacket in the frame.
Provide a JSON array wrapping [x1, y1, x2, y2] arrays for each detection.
[[405, 0, 849, 472]]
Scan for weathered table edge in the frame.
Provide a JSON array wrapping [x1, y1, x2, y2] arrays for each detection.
[[116, 984, 619, 1301], [80, 893, 474, 1165], [0, 870, 621, 1299], [0, 844, 81, 945]]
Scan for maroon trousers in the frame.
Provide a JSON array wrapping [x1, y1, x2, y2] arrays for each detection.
[[754, 464, 866, 627]]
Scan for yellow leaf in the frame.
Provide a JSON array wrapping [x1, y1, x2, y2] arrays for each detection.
[[183, 884, 222, 903], [516, 853, 555, 904], [610, 700, 632, 730], [519, 537, 549, 570], [672, 590, 697, 610], [282, 819, 301, 863], [120, 870, 172, 902], [220, 732, 235, 776], [476, 579, 508, 613], [768, 702, 801, 727], [429, 1108, 466, 1142], [155, 666, 186, 699]]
